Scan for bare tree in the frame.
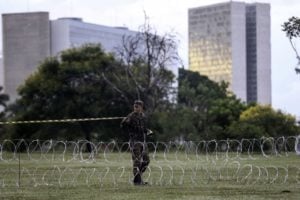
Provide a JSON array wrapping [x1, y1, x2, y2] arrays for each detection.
[[108, 14, 182, 113]]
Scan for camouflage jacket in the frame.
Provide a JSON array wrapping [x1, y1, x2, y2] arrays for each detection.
[[121, 112, 147, 142]]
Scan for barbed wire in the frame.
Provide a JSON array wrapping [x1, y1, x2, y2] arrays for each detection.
[[0, 162, 299, 188], [0, 137, 299, 188], [0, 136, 299, 162]]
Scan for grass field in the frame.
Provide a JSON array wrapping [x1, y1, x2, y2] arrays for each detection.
[[0, 152, 299, 200]]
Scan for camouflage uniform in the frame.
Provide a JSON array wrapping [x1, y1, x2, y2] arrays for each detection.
[[121, 110, 150, 184]]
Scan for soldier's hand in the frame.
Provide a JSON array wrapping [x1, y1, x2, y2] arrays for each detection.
[[146, 129, 153, 136]]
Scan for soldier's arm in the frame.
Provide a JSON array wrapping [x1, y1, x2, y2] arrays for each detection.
[[143, 114, 153, 136], [120, 113, 132, 130]]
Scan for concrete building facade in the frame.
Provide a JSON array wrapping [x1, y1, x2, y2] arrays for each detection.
[[0, 57, 3, 87], [50, 17, 137, 56], [188, 1, 271, 104], [2, 12, 51, 101]]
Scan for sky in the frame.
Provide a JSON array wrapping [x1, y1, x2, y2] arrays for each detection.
[[0, 0, 299, 117]]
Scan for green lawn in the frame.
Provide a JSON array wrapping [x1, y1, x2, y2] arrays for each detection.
[[0, 152, 299, 200]]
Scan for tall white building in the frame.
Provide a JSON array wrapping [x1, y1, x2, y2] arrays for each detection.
[[188, 1, 271, 104], [0, 56, 3, 87], [2, 12, 51, 101], [1, 12, 138, 101], [50, 17, 137, 56]]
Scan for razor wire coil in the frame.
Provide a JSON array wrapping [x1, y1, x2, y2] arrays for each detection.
[[0, 137, 300, 188]]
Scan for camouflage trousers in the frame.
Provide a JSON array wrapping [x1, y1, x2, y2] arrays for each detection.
[[130, 142, 150, 183]]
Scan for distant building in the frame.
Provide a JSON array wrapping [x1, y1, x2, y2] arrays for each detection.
[[2, 12, 167, 102], [2, 12, 50, 101], [0, 56, 3, 87], [0, 56, 3, 112], [50, 17, 137, 57], [188, 1, 271, 104]]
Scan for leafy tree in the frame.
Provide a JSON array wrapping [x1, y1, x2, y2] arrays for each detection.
[[282, 17, 300, 39], [282, 16, 300, 74], [178, 68, 228, 107], [0, 86, 9, 109], [156, 68, 247, 141], [7, 45, 129, 145], [153, 106, 200, 141], [207, 96, 248, 139], [228, 105, 300, 139], [0, 86, 9, 137]]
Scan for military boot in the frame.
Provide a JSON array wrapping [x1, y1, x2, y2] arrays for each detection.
[[133, 173, 142, 185]]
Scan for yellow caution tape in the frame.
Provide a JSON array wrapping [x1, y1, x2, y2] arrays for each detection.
[[0, 117, 125, 125]]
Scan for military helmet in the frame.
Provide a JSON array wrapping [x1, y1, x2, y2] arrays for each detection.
[[134, 100, 144, 107]]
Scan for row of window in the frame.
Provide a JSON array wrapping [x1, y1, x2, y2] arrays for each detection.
[[190, 5, 230, 15]]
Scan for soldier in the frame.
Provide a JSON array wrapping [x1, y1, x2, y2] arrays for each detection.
[[121, 100, 152, 185]]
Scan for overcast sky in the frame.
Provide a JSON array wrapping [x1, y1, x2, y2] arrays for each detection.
[[0, 0, 299, 117]]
